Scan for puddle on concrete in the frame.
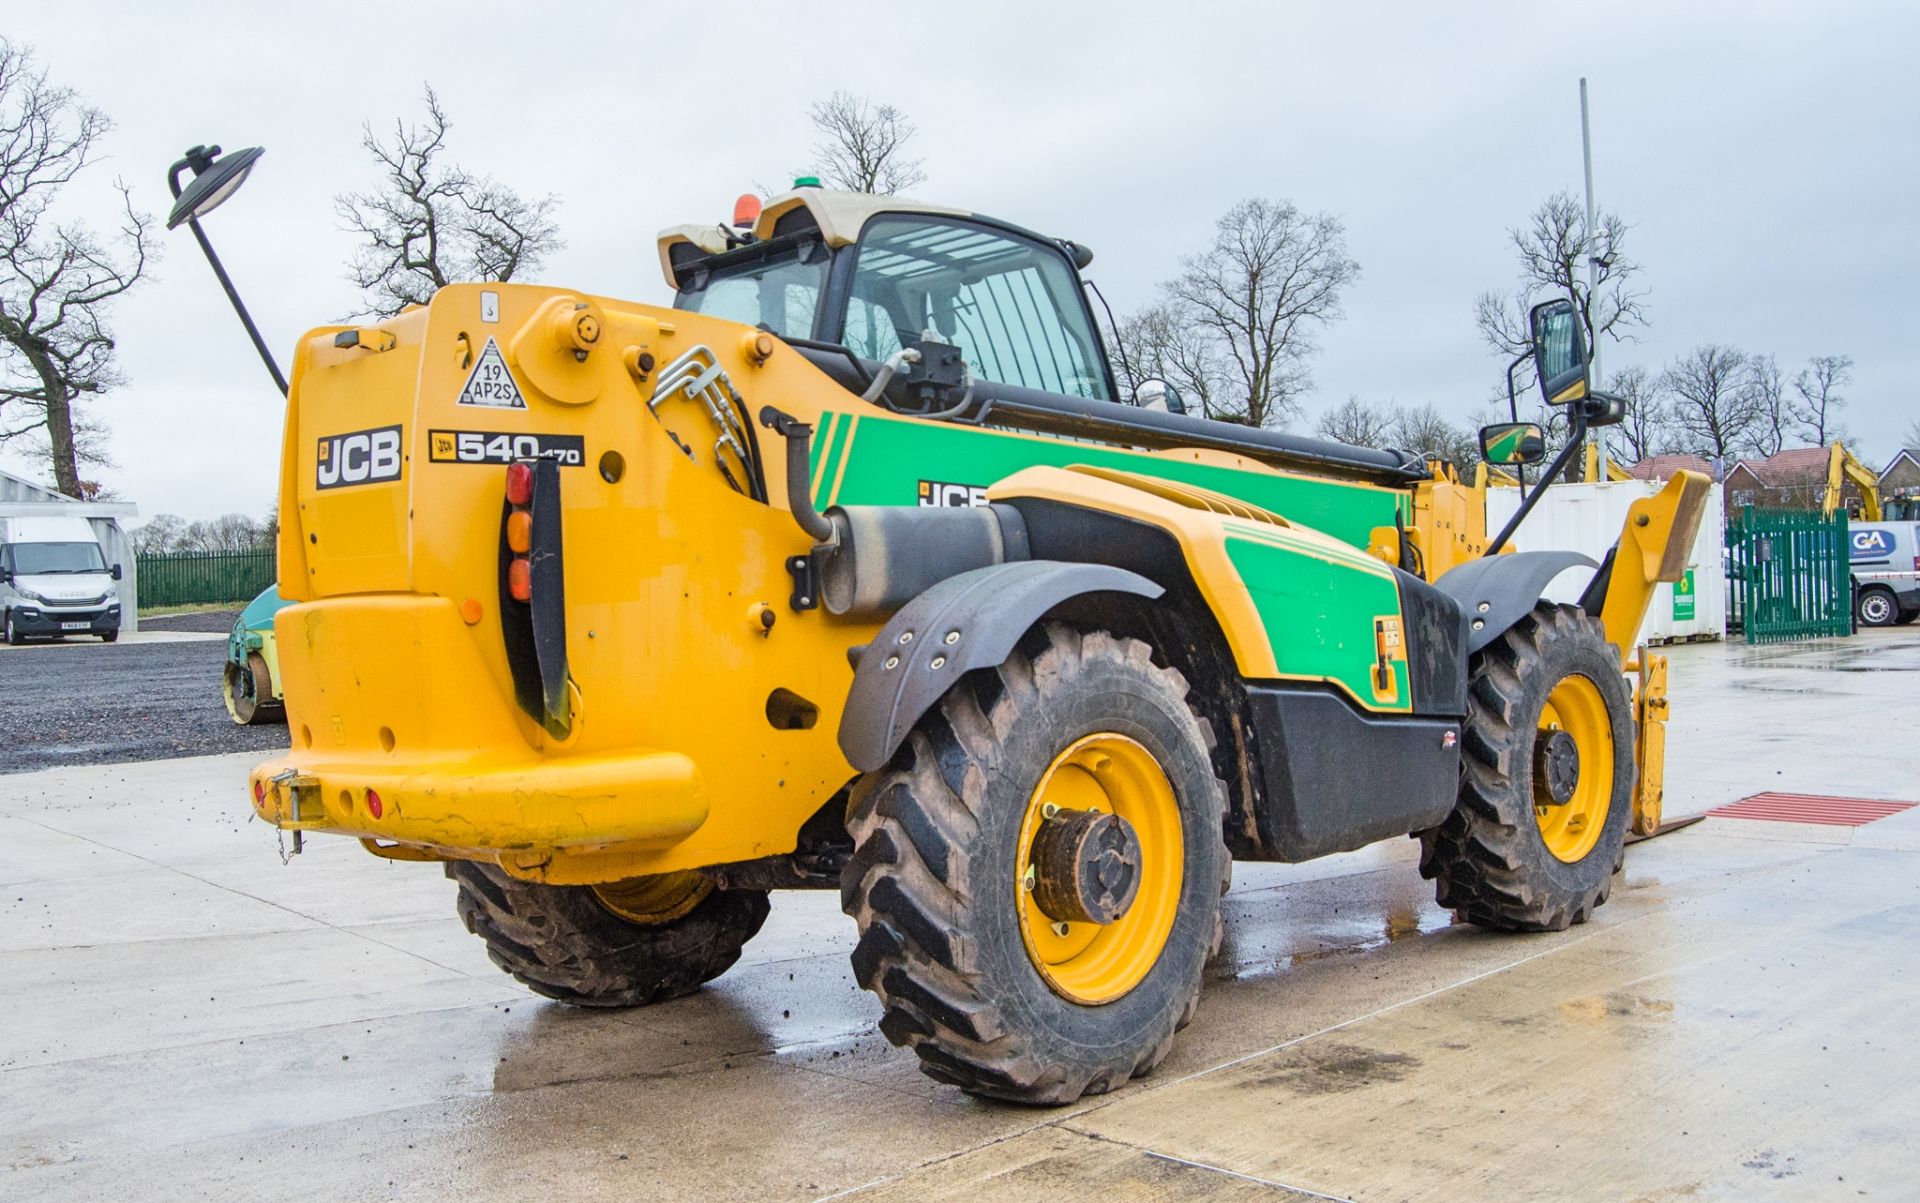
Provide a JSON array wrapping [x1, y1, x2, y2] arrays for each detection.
[[1244, 1042, 1420, 1095]]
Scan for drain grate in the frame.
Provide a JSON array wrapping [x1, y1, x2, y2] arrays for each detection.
[[1707, 791, 1917, 827]]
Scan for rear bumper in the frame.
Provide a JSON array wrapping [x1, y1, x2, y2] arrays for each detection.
[[248, 594, 710, 856], [249, 746, 709, 853], [9, 603, 118, 635]]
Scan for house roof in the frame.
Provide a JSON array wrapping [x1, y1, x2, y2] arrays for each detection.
[[1624, 453, 1712, 482], [1881, 448, 1920, 479], [1743, 446, 1833, 486]]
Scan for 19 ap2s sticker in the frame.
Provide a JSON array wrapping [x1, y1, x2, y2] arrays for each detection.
[[429, 430, 584, 467], [316, 425, 404, 489], [456, 336, 527, 409]]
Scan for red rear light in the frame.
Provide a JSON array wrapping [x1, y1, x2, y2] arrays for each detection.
[[365, 789, 383, 820], [508, 558, 532, 602], [252, 780, 264, 805], [505, 462, 533, 507]]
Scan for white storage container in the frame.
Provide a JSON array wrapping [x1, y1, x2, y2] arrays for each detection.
[[1484, 479, 1725, 645]]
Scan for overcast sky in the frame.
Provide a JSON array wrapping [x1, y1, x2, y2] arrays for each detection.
[[6, 1, 1916, 522]]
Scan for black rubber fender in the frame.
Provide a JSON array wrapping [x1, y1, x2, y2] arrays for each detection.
[[1435, 550, 1597, 654], [837, 560, 1163, 772]]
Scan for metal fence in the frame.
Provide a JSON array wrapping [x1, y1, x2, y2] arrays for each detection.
[[136, 550, 275, 609], [1724, 506, 1851, 643]]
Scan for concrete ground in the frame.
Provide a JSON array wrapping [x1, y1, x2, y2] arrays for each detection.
[[4, 629, 1918, 1202]]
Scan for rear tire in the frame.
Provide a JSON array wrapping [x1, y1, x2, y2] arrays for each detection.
[[1420, 603, 1634, 932], [1856, 585, 1898, 628], [448, 861, 770, 1006], [842, 624, 1229, 1105]]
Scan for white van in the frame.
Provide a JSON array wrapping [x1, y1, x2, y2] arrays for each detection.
[[1850, 521, 1920, 627], [0, 516, 123, 644]]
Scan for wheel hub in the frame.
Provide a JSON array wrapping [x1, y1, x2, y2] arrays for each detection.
[[1533, 728, 1580, 807], [1030, 808, 1142, 925]]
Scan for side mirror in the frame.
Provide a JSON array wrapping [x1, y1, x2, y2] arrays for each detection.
[[1479, 422, 1547, 466], [111, 564, 124, 581], [1529, 298, 1589, 405], [1134, 378, 1187, 416], [0, 568, 11, 584]]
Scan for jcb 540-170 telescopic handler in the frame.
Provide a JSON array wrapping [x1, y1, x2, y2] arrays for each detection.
[[171, 149, 1707, 1105]]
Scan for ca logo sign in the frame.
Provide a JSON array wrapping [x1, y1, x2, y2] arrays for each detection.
[[316, 425, 404, 490]]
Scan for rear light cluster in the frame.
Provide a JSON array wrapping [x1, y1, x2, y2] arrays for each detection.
[[506, 460, 534, 602]]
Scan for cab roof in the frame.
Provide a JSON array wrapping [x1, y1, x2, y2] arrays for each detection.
[[656, 187, 971, 291]]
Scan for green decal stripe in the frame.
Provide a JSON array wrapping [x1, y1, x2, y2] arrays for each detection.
[[1224, 534, 1411, 712], [825, 414, 1402, 549], [812, 414, 849, 510], [1220, 520, 1391, 576]]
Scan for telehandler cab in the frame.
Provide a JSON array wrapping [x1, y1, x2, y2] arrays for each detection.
[[175, 151, 1708, 1104]]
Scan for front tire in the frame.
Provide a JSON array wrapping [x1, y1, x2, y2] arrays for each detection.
[[448, 862, 770, 1006], [1420, 603, 1634, 932], [1856, 585, 1898, 628], [5, 612, 23, 646], [99, 629, 118, 643], [842, 624, 1229, 1105]]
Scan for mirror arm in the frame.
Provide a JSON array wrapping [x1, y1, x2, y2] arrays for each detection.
[[1503, 350, 1531, 489], [1485, 407, 1589, 557]]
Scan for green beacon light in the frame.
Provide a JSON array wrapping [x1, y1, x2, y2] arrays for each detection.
[[792, 175, 822, 188]]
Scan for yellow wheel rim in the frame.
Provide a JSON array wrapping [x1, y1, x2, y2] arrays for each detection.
[[1016, 733, 1183, 1005], [1534, 675, 1615, 864], [592, 870, 713, 926]]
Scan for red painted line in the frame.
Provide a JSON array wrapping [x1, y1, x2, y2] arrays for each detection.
[[1706, 791, 1917, 827]]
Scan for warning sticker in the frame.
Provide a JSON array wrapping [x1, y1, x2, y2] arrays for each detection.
[[456, 336, 526, 409]]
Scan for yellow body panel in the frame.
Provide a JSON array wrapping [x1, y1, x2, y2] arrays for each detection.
[[253, 284, 897, 883]]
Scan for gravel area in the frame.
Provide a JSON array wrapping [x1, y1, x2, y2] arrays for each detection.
[[0, 636, 287, 773], [139, 609, 244, 633]]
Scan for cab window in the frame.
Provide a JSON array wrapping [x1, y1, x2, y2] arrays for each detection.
[[843, 216, 1110, 400], [676, 242, 825, 341]]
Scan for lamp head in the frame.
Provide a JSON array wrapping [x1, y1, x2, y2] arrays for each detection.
[[167, 145, 264, 229]]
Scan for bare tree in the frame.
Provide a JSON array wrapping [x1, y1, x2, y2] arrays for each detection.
[[1391, 402, 1480, 469], [1605, 364, 1669, 461], [1315, 396, 1397, 448], [1790, 354, 1851, 446], [1743, 354, 1789, 457], [1474, 191, 1648, 393], [0, 39, 154, 498], [1663, 345, 1758, 460], [1107, 300, 1229, 414], [1906, 416, 1920, 451], [337, 86, 561, 317], [1163, 198, 1360, 427], [804, 92, 926, 195], [132, 513, 184, 554]]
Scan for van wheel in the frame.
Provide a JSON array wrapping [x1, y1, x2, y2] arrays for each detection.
[[99, 630, 118, 643], [1420, 603, 1635, 932], [4, 612, 23, 646], [1855, 586, 1898, 627], [842, 624, 1229, 1105]]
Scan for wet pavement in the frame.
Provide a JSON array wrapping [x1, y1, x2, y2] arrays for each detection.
[[4, 629, 1919, 1201]]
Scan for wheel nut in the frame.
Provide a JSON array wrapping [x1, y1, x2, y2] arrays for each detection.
[[1051, 922, 1071, 938]]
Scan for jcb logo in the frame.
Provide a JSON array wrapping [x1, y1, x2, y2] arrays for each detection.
[[316, 425, 404, 490], [918, 478, 987, 508]]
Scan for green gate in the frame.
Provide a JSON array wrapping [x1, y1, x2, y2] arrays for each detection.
[[1724, 506, 1851, 643], [136, 550, 276, 609]]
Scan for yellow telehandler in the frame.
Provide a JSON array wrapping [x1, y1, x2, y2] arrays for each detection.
[[169, 153, 1706, 1104]]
